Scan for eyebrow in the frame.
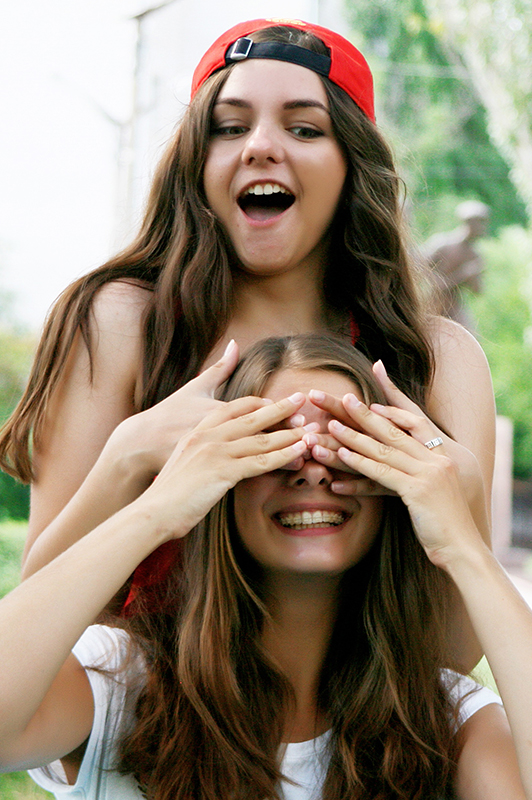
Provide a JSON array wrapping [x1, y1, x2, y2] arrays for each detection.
[[215, 98, 330, 114]]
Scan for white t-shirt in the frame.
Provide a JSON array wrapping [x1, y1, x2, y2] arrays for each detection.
[[29, 625, 503, 800]]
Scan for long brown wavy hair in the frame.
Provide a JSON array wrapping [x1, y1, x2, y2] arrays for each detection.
[[116, 335, 459, 800], [0, 24, 433, 483]]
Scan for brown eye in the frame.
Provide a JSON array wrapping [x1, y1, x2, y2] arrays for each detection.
[[289, 126, 323, 139]]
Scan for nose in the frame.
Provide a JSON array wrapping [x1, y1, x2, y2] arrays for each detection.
[[241, 122, 284, 165], [287, 459, 333, 489]]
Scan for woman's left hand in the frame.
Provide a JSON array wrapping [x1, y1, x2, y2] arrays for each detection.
[[306, 362, 486, 512], [327, 393, 483, 569]]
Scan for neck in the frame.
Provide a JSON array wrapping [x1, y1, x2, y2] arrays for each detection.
[[234, 265, 325, 328], [262, 572, 340, 742]]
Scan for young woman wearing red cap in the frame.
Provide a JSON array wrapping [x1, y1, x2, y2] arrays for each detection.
[[0, 335, 529, 799], [0, 21, 494, 666]]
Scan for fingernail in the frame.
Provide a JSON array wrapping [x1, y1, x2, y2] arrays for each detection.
[[288, 392, 305, 404], [373, 360, 388, 379], [262, 398, 274, 404], [370, 403, 385, 412], [290, 414, 305, 427], [309, 390, 325, 402], [345, 393, 361, 408], [303, 422, 320, 432], [330, 420, 346, 432], [303, 433, 319, 446], [314, 444, 329, 458], [223, 339, 236, 357], [291, 440, 307, 453]]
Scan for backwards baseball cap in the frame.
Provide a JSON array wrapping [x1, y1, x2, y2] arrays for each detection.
[[191, 18, 375, 123]]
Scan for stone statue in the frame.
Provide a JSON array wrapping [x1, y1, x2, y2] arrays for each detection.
[[424, 201, 490, 330]]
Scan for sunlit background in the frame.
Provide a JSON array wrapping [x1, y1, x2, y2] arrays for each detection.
[[1, 1, 531, 793]]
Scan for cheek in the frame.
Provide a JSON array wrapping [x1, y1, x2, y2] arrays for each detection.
[[203, 148, 226, 209], [311, 150, 346, 219]]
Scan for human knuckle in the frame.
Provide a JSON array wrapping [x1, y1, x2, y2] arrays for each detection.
[[388, 425, 406, 441], [439, 455, 456, 476], [375, 462, 391, 478], [254, 432, 269, 449], [253, 452, 269, 468], [185, 430, 204, 448], [378, 442, 394, 458]]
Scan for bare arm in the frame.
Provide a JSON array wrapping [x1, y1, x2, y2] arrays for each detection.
[[0, 395, 307, 772], [24, 281, 148, 572], [23, 281, 240, 580], [328, 397, 530, 797]]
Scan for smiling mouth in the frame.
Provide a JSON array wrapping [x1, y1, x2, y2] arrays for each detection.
[[276, 510, 347, 531], [238, 183, 295, 221]]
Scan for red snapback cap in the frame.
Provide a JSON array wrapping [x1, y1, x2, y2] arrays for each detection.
[[191, 18, 375, 123]]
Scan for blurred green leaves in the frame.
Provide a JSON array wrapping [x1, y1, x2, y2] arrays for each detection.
[[472, 227, 532, 477], [0, 296, 35, 520], [347, 0, 527, 235]]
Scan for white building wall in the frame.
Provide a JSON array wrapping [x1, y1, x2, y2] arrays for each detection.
[[120, 0, 349, 238]]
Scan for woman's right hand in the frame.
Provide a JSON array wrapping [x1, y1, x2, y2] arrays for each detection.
[[134, 393, 308, 539], [104, 339, 241, 490]]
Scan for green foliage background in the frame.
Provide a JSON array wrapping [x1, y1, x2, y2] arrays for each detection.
[[0, 321, 34, 519], [471, 228, 532, 478], [347, 0, 532, 478], [347, 0, 528, 235]]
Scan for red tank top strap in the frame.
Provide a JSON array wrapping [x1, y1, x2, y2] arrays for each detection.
[[123, 539, 182, 616], [349, 313, 360, 344]]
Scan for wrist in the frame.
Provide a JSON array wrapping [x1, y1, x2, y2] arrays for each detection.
[[126, 490, 192, 548], [99, 429, 155, 497], [443, 534, 498, 589]]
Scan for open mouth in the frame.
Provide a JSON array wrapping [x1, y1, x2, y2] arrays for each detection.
[[275, 510, 347, 531], [238, 183, 295, 221]]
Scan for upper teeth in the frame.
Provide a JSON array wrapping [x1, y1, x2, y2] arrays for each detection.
[[278, 510, 345, 528], [244, 183, 290, 196]]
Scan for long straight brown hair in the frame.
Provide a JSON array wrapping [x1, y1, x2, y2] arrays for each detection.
[[0, 25, 433, 482], [116, 335, 459, 800]]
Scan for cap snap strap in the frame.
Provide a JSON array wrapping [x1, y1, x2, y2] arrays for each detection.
[[225, 38, 331, 78]]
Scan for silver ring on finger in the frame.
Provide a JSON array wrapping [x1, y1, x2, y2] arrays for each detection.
[[424, 436, 444, 450]]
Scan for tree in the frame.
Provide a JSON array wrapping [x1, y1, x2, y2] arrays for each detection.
[[423, 0, 532, 216], [346, 0, 527, 235]]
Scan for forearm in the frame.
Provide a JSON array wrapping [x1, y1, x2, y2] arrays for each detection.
[[448, 544, 532, 796], [0, 497, 170, 748], [23, 446, 152, 579]]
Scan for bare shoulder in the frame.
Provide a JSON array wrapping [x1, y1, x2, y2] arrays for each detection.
[[425, 315, 494, 420], [90, 280, 153, 340], [28, 281, 154, 536], [427, 315, 490, 370], [424, 315, 495, 493], [86, 281, 153, 394]]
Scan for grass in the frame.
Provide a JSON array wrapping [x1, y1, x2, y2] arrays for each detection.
[[0, 520, 53, 798]]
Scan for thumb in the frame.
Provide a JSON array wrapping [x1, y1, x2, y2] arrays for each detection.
[[372, 360, 422, 415], [196, 339, 240, 396]]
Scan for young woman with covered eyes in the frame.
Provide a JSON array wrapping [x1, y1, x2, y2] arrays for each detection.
[[0, 20, 494, 666], [0, 334, 529, 800]]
